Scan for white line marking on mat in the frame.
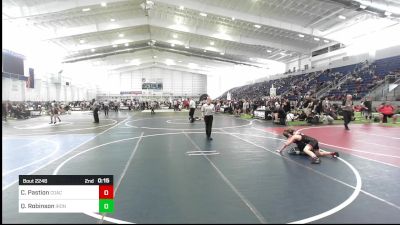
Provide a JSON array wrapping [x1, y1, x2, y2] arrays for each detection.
[[3, 139, 60, 176], [2, 117, 130, 191], [252, 127, 400, 168], [227, 131, 400, 212], [48, 130, 399, 224], [188, 152, 220, 156], [97, 132, 144, 224], [354, 139, 400, 150], [225, 131, 362, 224], [183, 132, 267, 224], [186, 150, 217, 153]]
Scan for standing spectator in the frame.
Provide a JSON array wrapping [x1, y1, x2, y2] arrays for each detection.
[[251, 100, 258, 118], [189, 97, 196, 123], [273, 100, 281, 122], [150, 101, 156, 114], [103, 100, 109, 117], [114, 100, 119, 112], [53, 103, 62, 124], [242, 100, 249, 115], [2, 102, 7, 121], [362, 96, 372, 122], [283, 99, 291, 114], [216, 100, 221, 112], [183, 99, 189, 110], [322, 97, 331, 114], [314, 99, 322, 115], [228, 100, 234, 114], [239, 100, 244, 115]]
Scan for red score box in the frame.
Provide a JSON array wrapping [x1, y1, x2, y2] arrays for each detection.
[[99, 185, 114, 199]]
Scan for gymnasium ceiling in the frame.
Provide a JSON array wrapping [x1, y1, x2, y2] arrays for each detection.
[[3, 0, 400, 72]]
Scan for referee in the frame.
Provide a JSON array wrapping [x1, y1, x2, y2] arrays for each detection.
[[92, 99, 99, 123], [201, 97, 215, 140], [189, 97, 196, 123], [341, 94, 353, 130]]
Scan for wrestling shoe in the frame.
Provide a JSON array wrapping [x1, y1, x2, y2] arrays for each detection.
[[311, 157, 321, 164]]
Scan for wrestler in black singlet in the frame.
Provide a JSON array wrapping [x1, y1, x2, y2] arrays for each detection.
[[293, 133, 319, 151]]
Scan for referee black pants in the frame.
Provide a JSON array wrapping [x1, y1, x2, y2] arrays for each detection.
[[189, 108, 195, 122], [93, 109, 99, 123], [104, 106, 109, 116], [343, 110, 352, 129], [204, 115, 213, 138]]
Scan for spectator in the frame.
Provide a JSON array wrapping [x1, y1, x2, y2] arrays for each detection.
[[2, 102, 7, 121], [377, 102, 397, 124], [361, 96, 372, 121]]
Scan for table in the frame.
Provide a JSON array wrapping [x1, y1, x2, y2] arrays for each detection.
[[29, 110, 42, 116], [254, 109, 272, 120]]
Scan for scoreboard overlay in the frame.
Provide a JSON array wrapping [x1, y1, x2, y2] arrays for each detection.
[[18, 175, 114, 213]]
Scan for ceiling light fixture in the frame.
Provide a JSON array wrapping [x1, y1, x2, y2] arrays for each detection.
[[210, 41, 214, 45], [314, 37, 320, 41], [338, 15, 346, 20], [220, 52, 225, 55], [165, 59, 175, 65], [203, 49, 207, 52], [185, 45, 189, 49], [324, 40, 329, 43], [125, 43, 129, 46], [298, 34, 304, 38], [231, 17, 235, 21], [91, 48, 96, 52], [118, 33, 124, 37], [171, 43, 175, 47], [384, 11, 392, 16], [254, 24, 261, 28], [112, 44, 118, 48], [179, 6, 184, 10], [101, 2, 107, 7], [359, 4, 367, 9], [199, 12, 207, 17], [110, 18, 115, 22], [131, 59, 140, 66], [82, 8, 91, 12], [267, 50, 272, 53], [188, 63, 198, 69], [79, 39, 85, 44], [173, 34, 178, 38]]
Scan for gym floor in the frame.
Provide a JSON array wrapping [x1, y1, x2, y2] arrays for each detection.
[[2, 110, 400, 224]]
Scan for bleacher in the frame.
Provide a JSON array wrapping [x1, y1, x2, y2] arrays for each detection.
[[219, 55, 400, 101], [331, 64, 357, 75], [325, 64, 374, 100], [375, 55, 400, 77]]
